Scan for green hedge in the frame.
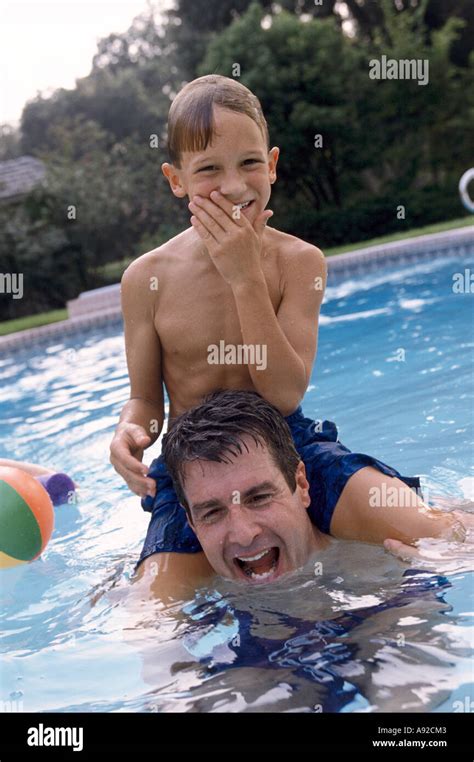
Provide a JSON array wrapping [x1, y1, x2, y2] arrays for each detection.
[[281, 185, 466, 248]]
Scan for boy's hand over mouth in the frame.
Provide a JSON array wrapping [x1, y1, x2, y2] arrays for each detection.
[[189, 190, 273, 288]]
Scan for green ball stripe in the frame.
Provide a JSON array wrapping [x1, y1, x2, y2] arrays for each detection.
[[0, 480, 42, 560]]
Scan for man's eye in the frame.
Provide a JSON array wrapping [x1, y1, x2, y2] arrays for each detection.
[[202, 509, 221, 521], [198, 165, 216, 172], [251, 493, 272, 504]]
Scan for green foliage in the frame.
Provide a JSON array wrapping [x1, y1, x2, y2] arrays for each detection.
[[0, 125, 22, 160], [281, 184, 467, 248], [0, 310, 68, 336], [0, 112, 186, 319]]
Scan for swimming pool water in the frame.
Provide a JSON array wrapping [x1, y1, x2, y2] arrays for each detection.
[[0, 251, 473, 712]]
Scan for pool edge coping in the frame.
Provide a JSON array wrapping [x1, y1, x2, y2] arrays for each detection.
[[1, 224, 472, 354]]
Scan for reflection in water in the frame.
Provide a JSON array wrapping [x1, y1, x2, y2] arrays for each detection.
[[117, 537, 473, 713], [145, 570, 452, 713]]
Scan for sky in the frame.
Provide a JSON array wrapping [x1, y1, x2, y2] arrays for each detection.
[[0, 0, 172, 127]]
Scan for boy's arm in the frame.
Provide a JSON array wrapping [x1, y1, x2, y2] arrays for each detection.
[[232, 245, 327, 416], [188, 192, 326, 415], [110, 258, 165, 498]]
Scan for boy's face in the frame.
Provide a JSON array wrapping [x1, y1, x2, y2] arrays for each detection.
[[181, 435, 322, 584], [162, 106, 279, 224]]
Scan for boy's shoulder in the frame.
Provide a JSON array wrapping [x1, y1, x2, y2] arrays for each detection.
[[269, 227, 326, 272], [121, 229, 191, 285], [122, 227, 326, 285], [272, 227, 324, 254]]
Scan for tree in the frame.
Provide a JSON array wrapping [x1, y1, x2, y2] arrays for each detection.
[[162, 0, 339, 80], [0, 124, 22, 160]]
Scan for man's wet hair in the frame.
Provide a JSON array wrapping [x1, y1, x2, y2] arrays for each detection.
[[162, 389, 301, 521]]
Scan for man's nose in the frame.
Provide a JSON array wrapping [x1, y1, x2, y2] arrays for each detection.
[[227, 506, 262, 547]]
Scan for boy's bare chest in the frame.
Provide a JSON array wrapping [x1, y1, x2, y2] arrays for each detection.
[[154, 258, 283, 361]]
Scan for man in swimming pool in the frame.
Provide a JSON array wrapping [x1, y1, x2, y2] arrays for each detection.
[[109, 75, 458, 585], [132, 390, 471, 594]]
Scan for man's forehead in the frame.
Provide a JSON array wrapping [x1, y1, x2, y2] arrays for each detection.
[[182, 437, 278, 492]]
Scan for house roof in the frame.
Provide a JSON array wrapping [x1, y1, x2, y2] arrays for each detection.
[[0, 156, 46, 201]]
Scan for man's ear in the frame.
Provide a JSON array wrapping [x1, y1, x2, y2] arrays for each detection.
[[295, 461, 311, 510]]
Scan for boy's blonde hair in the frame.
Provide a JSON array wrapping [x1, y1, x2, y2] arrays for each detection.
[[167, 74, 269, 168]]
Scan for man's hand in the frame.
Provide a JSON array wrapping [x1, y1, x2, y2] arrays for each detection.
[[109, 423, 156, 499], [384, 538, 426, 561], [385, 508, 474, 563], [188, 190, 273, 287]]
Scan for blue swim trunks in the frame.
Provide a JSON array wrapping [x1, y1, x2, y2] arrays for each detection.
[[138, 406, 422, 567]]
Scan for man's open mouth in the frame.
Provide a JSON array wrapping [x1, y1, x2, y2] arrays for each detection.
[[234, 546, 280, 583]]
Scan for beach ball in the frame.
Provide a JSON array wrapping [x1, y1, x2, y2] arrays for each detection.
[[0, 467, 54, 569]]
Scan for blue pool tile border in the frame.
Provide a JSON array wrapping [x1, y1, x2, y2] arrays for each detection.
[[0, 225, 472, 356], [0, 309, 124, 355], [327, 225, 473, 279]]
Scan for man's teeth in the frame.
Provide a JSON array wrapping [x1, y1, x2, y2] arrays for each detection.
[[236, 200, 252, 209], [237, 548, 271, 563], [246, 566, 275, 580], [235, 547, 279, 581]]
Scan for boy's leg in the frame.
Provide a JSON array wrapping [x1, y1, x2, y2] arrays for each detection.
[[284, 406, 425, 540], [135, 453, 212, 597], [329, 466, 460, 544], [139, 453, 203, 562]]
